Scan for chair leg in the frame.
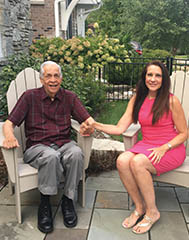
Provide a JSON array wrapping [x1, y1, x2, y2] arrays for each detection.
[[15, 184, 22, 223], [8, 176, 14, 195], [78, 171, 86, 207]]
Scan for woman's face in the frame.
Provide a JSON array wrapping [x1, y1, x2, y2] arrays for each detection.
[[145, 65, 162, 95]]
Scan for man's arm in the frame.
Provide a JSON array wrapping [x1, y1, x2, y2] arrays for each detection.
[[3, 120, 19, 149]]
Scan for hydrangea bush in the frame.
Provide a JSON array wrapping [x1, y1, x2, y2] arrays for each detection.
[[29, 23, 130, 72]]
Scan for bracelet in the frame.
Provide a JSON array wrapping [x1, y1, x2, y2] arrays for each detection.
[[167, 143, 172, 150]]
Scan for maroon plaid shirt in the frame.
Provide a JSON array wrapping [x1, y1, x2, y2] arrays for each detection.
[[8, 87, 90, 149]]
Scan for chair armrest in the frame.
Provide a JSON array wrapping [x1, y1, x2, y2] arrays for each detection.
[[122, 123, 141, 151], [71, 119, 93, 169], [0, 122, 17, 183], [71, 119, 80, 132]]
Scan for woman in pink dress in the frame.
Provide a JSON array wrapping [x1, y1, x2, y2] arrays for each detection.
[[81, 61, 188, 234]]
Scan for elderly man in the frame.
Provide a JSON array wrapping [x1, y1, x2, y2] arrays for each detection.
[[3, 61, 94, 233]]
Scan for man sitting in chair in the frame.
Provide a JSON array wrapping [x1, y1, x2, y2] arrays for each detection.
[[2, 61, 94, 233]]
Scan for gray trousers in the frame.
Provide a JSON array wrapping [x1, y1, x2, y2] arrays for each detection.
[[23, 141, 84, 200]]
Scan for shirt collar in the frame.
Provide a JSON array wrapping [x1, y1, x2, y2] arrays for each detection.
[[41, 86, 64, 101]]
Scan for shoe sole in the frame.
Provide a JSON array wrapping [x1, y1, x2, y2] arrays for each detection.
[[38, 225, 54, 233], [64, 218, 78, 228]]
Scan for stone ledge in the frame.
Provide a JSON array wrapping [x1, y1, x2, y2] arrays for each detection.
[[88, 138, 124, 173]]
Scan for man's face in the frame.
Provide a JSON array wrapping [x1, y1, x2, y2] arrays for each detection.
[[40, 64, 62, 98]]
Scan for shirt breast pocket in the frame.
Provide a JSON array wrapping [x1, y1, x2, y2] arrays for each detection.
[[55, 114, 71, 128]]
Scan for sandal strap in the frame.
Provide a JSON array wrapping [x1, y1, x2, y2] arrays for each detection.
[[144, 215, 153, 224], [133, 210, 140, 217], [122, 210, 143, 229], [137, 215, 153, 227]]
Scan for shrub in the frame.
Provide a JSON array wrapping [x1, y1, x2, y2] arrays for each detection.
[[0, 54, 42, 120], [103, 48, 172, 86], [29, 24, 130, 73], [104, 61, 139, 85], [142, 48, 172, 59], [60, 64, 106, 115]]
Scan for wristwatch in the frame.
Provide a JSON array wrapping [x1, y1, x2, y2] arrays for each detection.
[[167, 143, 172, 150]]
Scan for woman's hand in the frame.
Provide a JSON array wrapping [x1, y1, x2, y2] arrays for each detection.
[[148, 145, 168, 164], [80, 117, 95, 136]]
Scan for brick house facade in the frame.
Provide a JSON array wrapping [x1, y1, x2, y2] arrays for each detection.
[[31, 0, 56, 39], [30, 0, 101, 39]]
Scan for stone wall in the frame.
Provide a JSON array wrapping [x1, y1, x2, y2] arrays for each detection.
[[0, 0, 32, 184], [0, 0, 32, 58]]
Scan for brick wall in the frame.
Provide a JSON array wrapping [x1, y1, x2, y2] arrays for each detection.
[[31, 0, 55, 39]]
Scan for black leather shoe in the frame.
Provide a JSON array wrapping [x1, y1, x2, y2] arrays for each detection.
[[61, 195, 78, 228], [38, 202, 53, 233]]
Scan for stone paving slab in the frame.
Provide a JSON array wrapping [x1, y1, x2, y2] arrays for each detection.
[[150, 212, 189, 240], [155, 187, 180, 212], [0, 187, 96, 240], [0, 205, 45, 240], [53, 190, 96, 230], [54, 206, 93, 230], [95, 191, 129, 210], [88, 208, 148, 240], [86, 176, 126, 192], [88, 208, 189, 240], [1, 170, 189, 240], [175, 187, 189, 203], [0, 185, 63, 206], [46, 229, 88, 240], [181, 204, 189, 223]]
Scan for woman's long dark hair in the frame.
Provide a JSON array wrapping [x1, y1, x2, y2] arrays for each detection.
[[132, 61, 171, 125]]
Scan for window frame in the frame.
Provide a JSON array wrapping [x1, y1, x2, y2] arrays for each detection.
[[30, 0, 45, 5]]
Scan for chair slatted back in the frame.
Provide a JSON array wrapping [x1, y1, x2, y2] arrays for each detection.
[[6, 68, 41, 158], [170, 71, 189, 155]]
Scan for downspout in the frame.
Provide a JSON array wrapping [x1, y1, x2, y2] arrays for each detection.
[[77, 0, 102, 37], [79, 0, 102, 16]]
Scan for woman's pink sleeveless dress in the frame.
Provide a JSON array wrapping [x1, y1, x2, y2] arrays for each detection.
[[129, 96, 186, 176]]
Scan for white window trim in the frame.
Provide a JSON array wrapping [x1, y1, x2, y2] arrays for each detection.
[[0, 33, 3, 58], [30, 0, 45, 5]]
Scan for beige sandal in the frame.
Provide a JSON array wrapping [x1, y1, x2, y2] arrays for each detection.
[[122, 210, 144, 229], [132, 215, 156, 234]]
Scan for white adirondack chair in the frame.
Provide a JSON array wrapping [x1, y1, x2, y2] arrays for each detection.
[[123, 70, 189, 188], [0, 67, 93, 223]]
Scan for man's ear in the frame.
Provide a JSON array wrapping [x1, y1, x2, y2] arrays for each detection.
[[40, 78, 44, 85]]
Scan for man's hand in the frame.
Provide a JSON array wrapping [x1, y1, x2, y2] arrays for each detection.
[[2, 120, 19, 149], [80, 117, 95, 136], [3, 136, 19, 149]]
